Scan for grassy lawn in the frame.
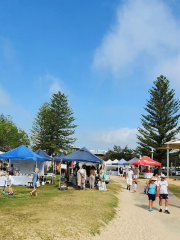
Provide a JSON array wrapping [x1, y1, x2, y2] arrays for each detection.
[[169, 184, 180, 199], [0, 178, 120, 240]]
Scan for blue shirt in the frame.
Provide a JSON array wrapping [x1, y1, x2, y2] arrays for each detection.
[[33, 172, 38, 187], [148, 183, 156, 194]]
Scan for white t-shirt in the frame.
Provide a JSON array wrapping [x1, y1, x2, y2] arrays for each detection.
[[7, 175, 14, 185], [158, 180, 168, 194], [127, 170, 134, 179]]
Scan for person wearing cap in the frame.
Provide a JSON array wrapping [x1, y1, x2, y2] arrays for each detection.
[[157, 174, 170, 214], [126, 167, 134, 191], [146, 177, 158, 211]]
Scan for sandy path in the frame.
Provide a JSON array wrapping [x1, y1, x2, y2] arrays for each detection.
[[89, 176, 180, 240]]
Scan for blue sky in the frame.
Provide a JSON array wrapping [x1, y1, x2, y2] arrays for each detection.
[[1, 0, 180, 151]]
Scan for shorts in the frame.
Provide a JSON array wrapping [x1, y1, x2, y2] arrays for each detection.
[[159, 194, 168, 200], [127, 178, 132, 186], [148, 193, 156, 201], [134, 175, 138, 179]]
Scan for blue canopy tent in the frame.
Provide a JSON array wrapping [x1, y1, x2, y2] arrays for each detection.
[[35, 148, 52, 161], [0, 145, 45, 178], [62, 147, 103, 164], [0, 145, 44, 161], [58, 147, 103, 190], [54, 152, 65, 161], [112, 158, 127, 165], [124, 157, 139, 165]]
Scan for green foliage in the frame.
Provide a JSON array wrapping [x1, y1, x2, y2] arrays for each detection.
[[137, 75, 180, 163], [104, 145, 137, 160], [168, 184, 180, 200], [0, 114, 30, 152], [31, 91, 77, 155]]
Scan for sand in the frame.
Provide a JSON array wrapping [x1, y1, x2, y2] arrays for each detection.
[[89, 176, 180, 240]]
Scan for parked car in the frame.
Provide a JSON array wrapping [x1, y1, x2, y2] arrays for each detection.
[[175, 168, 180, 176], [161, 168, 180, 176]]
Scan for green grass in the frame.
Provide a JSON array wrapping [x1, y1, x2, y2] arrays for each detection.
[[169, 184, 180, 199], [0, 179, 120, 240]]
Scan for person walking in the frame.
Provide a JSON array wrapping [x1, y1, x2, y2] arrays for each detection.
[[157, 174, 170, 214], [126, 167, 134, 191], [119, 166, 123, 177], [30, 168, 40, 197], [89, 166, 95, 189], [133, 180, 137, 193], [6, 171, 14, 195], [123, 165, 126, 179], [133, 166, 140, 180], [146, 177, 158, 212]]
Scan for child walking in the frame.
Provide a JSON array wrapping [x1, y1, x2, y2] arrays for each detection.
[[133, 181, 137, 193]]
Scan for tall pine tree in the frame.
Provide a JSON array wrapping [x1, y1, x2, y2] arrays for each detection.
[[137, 75, 180, 163], [31, 92, 77, 155]]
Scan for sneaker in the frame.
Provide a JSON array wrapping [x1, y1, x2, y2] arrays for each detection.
[[148, 208, 152, 212], [165, 210, 170, 214], [159, 209, 162, 212]]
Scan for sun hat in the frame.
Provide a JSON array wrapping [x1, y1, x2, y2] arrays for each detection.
[[161, 174, 166, 178], [150, 177, 157, 181], [128, 166, 131, 168]]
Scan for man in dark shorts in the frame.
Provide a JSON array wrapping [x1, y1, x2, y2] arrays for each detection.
[[157, 174, 170, 214]]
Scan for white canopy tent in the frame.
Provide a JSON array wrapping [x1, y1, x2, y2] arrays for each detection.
[[105, 159, 113, 165]]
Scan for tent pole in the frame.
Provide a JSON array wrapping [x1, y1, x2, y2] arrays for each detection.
[[58, 159, 62, 190], [167, 144, 169, 178]]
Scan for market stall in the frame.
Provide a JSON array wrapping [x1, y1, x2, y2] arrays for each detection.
[[0, 145, 45, 186], [61, 147, 103, 190], [112, 158, 127, 175], [132, 156, 161, 178]]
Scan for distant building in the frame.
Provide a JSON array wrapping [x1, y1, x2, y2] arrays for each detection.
[[70, 146, 107, 159], [89, 149, 107, 159]]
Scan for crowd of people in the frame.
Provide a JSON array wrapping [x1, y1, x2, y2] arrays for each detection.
[[73, 164, 107, 190], [118, 165, 170, 214]]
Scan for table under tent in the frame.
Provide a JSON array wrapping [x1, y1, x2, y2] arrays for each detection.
[[0, 145, 44, 186]]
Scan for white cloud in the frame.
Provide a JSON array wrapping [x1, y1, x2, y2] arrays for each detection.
[[49, 81, 62, 96], [93, 0, 180, 82], [76, 127, 138, 150], [39, 74, 65, 96], [0, 86, 11, 107], [154, 56, 180, 87]]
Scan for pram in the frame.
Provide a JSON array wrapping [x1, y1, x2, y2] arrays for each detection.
[[1, 181, 13, 195]]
